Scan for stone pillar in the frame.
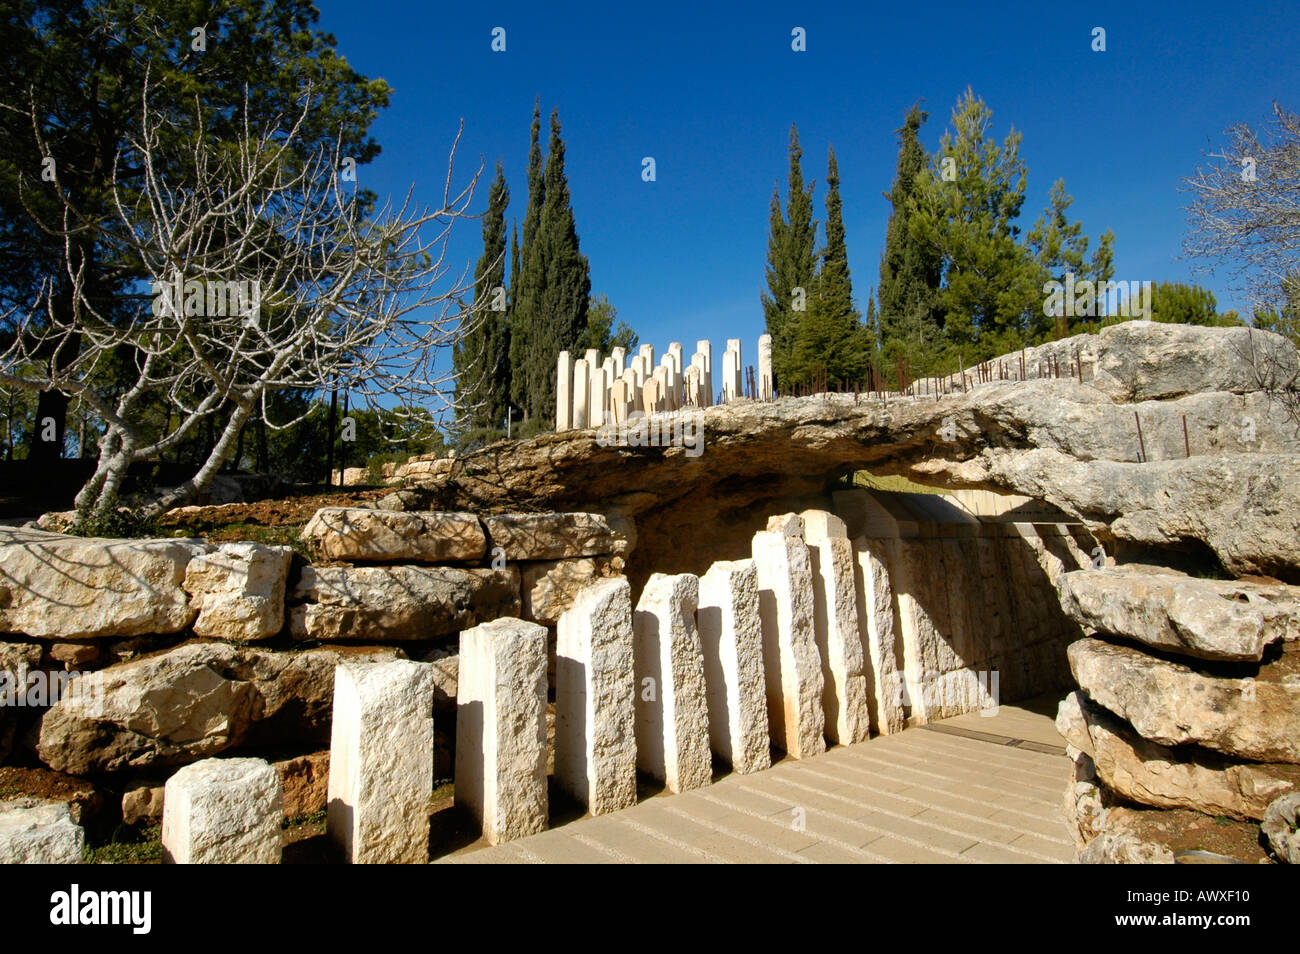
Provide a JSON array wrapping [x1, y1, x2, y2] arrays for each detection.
[[698, 559, 770, 774], [162, 757, 281, 864], [590, 367, 607, 428], [642, 377, 659, 416], [668, 342, 683, 377], [572, 358, 589, 429], [722, 348, 739, 403], [555, 578, 637, 815], [800, 509, 872, 745], [611, 346, 626, 373], [661, 357, 678, 412], [622, 368, 641, 413], [633, 573, 711, 793], [683, 366, 701, 408], [751, 515, 825, 758], [696, 340, 713, 407], [853, 535, 906, 735], [652, 366, 669, 414], [328, 660, 434, 864], [556, 350, 573, 431], [585, 348, 599, 372], [610, 378, 629, 425], [638, 343, 655, 371], [758, 334, 773, 401], [631, 355, 646, 393], [456, 618, 548, 845]]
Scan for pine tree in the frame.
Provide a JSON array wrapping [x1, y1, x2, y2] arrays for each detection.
[[509, 101, 546, 418], [453, 161, 511, 429], [798, 145, 870, 387], [527, 108, 591, 424], [878, 103, 943, 381], [761, 124, 818, 391]]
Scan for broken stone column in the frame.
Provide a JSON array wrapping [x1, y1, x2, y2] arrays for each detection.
[[696, 340, 713, 407], [556, 350, 573, 431], [698, 559, 771, 774], [751, 515, 825, 759], [590, 366, 607, 429], [584, 348, 599, 372], [683, 366, 702, 408], [611, 346, 626, 373], [456, 618, 548, 845], [668, 342, 683, 376], [162, 757, 282, 864], [661, 357, 678, 412], [572, 358, 589, 429], [633, 573, 711, 793], [638, 343, 655, 371], [610, 379, 629, 426], [723, 342, 742, 402], [328, 660, 434, 864], [622, 368, 641, 413], [555, 578, 637, 815], [642, 377, 660, 416], [631, 355, 646, 393], [852, 536, 906, 735], [758, 334, 773, 400], [801, 510, 872, 745]]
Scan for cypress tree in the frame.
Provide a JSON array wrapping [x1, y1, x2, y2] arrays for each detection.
[[529, 108, 590, 424], [798, 145, 870, 386], [878, 103, 942, 380], [761, 123, 818, 391], [453, 161, 510, 429], [509, 101, 546, 418]]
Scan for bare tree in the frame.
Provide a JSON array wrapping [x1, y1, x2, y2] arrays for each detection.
[[1181, 101, 1300, 316], [1, 75, 485, 519]]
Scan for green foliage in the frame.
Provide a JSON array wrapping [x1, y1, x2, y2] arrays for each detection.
[[452, 426, 507, 454], [1251, 274, 1300, 346], [85, 822, 163, 865], [454, 161, 512, 430], [1148, 282, 1238, 326], [69, 492, 160, 539], [762, 124, 820, 391], [877, 103, 944, 382], [577, 294, 638, 354]]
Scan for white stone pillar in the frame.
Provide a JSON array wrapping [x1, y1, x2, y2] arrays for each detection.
[[683, 366, 700, 407], [610, 378, 629, 425], [555, 578, 637, 815], [572, 358, 589, 429], [696, 340, 713, 407], [631, 355, 646, 393], [800, 509, 872, 745], [590, 367, 607, 428], [661, 356, 678, 413], [327, 660, 434, 864], [584, 348, 599, 372], [638, 343, 655, 371], [611, 346, 626, 373], [667, 342, 683, 377], [853, 535, 906, 735], [698, 559, 771, 774], [456, 618, 548, 845], [162, 757, 281, 864], [622, 368, 641, 413], [556, 350, 573, 431], [758, 334, 773, 401], [642, 377, 659, 416], [633, 573, 711, 793], [751, 515, 825, 758], [722, 348, 739, 403]]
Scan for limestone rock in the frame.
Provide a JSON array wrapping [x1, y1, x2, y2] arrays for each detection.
[[0, 528, 209, 638], [328, 660, 434, 864], [414, 647, 459, 713], [122, 779, 166, 825], [288, 564, 519, 641], [1063, 748, 1108, 852], [698, 559, 770, 774], [49, 642, 99, 667], [1075, 692, 1300, 821], [483, 512, 628, 560], [1262, 793, 1300, 863], [184, 542, 292, 641], [520, 557, 621, 625], [162, 757, 282, 864], [633, 573, 711, 793], [273, 751, 330, 819], [37, 640, 400, 774], [1079, 824, 1176, 865], [1069, 637, 1300, 763], [1059, 566, 1295, 662], [0, 799, 84, 864], [851, 537, 906, 735], [301, 507, 486, 563]]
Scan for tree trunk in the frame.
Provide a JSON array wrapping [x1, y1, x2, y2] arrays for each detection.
[[143, 399, 257, 518], [324, 388, 338, 486]]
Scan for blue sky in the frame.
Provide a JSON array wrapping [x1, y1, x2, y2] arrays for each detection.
[[315, 0, 1295, 352]]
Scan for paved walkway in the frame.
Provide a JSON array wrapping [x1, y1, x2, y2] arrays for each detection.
[[438, 697, 1074, 864]]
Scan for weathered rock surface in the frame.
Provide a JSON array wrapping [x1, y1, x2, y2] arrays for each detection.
[[1071, 691, 1300, 821], [483, 512, 627, 560], [0, 528, 209, 638], [162, 757, 281, 864], [1059, 566, 1297, 661], [1262, 793, 1300, 863], [122, 778, 166, 826], [37, 640, 400, 774], [301, 507, 486, 563], [273, 751, 330, 819], [0, 799, 84, 864], [184, 542, 292, 641], [520, 557, 621, 625], [1078, 809, 1176, 865], [1069, 637, 1300, 763], [1063, 748, 1108, 852], [288, 564, 519, 641]]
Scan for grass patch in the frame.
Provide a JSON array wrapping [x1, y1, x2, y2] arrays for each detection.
[[282, 808, 327, 830], [86, 822, 163, 865]]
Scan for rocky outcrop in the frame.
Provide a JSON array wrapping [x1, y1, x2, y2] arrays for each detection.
[[0, 528, 209, 638], [1059, 566, 1296, 661], [301, 507, 486, 563], [483, 512, 628, 560], [36, 640, 400, 774], [288, 564, 520, 641], [1068, 637, 1300, 763], [184, 542, 293, 641], [1063, 691, 1300, 821], [1262, 793, 1300, 863], [520, 557, 621, 625]]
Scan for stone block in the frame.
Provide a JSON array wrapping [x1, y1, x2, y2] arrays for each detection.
[[162, 757, 281, 864], [301, 507, 486, 563], [0, 799, 84, 864], [184, 542, 292, 641]]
